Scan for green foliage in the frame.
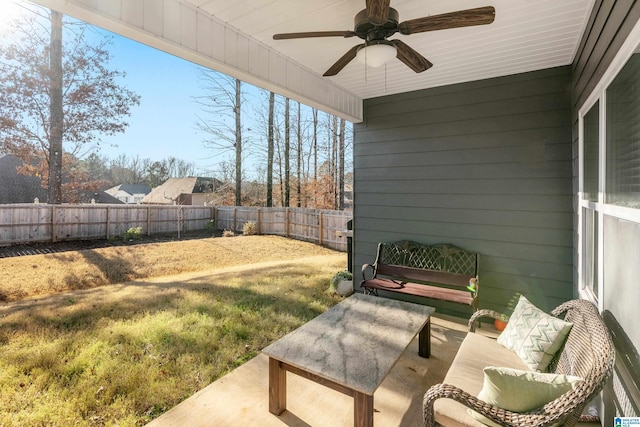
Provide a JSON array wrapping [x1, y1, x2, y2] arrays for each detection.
[[329, 270, 353, 293], [122, 227, 143, 241], [0, 7, 140, 202], [242, 221, 257, 235], [205, 219, 216, 235]]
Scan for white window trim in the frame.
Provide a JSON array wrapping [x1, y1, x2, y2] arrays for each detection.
[[577, 18, 640, 311]]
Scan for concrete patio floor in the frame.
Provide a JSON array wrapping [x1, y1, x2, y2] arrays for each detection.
[[146, 312, 597, 427], [146, 313, 477, 426]]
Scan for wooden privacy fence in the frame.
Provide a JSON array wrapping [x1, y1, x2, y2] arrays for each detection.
[[214, 206, 351, 251], [0, 204, 352, 251]]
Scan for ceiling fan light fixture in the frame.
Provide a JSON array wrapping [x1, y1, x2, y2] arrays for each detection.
[[356, 41, 397, 68]]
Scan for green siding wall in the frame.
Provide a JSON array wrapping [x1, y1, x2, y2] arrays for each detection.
[[353, 66, 573, 317]]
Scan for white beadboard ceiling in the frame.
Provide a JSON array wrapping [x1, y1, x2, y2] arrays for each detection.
[[184, 0, 594, 100], [30, 0, 594, 122]]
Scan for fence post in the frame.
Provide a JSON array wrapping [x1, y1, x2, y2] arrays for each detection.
[[319, 211, 324, 246], [285, 208, 290, 238], [233, 207, 237, 233], [51, 205, 57, 243], [146, 206, 151, 235], [257, 208, 261, 234], [106, 206, 111, 239]]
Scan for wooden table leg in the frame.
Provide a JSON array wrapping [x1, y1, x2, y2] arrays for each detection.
[[419, 318, 431, 358], [354, 391, 373, 427], [269, 357, 286, 415]]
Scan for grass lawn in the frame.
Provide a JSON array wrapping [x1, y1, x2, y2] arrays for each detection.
[[0, 236, 346, 426]]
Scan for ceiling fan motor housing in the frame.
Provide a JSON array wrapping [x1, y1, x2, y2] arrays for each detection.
[[354, 7, 400, 41]]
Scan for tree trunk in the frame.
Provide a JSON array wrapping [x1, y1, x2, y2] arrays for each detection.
[[284, 98, 290, 207], [48, 10, 63, 204], [267, 92, 274, 207], [312, 108, 318, 207], [296, 101, 301, 208], [235, 78, 242, 206], [339, 118, 346, 210], [331, 115, 338, 209]]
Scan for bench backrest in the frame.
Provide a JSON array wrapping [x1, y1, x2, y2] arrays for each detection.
[[375, 241, 478, 288], [378, 241, 478, 275]]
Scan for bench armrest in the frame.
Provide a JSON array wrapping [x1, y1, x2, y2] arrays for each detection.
[[468, 309, 509, 332], [361, 263, 375, 281], [423, 383, 568, 427]]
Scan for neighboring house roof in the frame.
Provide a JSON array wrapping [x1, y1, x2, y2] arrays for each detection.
[[141, 177, 221, 204], [105, 183, 152, 197], [0, 154, 48, 204], [77, 190, 124, 204]]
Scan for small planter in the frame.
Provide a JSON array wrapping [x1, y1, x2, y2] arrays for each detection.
[[330, 271, 353, 297], [494, 318, 508, 331], [336, 280, 354, 297]]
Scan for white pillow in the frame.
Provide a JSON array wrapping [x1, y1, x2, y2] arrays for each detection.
[[497, 295, 573, 371], [468, 366, 583, 427]]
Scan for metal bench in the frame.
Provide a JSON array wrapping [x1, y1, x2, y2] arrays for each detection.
[[360, 240, 479, 312]]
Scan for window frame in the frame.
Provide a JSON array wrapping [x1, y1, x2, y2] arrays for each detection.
[[578, 22, 640, 310]]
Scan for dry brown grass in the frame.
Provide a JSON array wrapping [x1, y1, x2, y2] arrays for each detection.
[[0, 235, 341, 302], [0, 237, 346, 426]]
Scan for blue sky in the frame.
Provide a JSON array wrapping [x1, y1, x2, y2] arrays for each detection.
[[1, 0, 352, 179], [96, 34, 211, 169]]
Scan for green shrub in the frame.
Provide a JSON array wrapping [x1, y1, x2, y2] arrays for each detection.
[[242, 221, 257, 235], [205, 219, 216, 235], [123, 227, 143, 241], [329, 270, 352, 293]]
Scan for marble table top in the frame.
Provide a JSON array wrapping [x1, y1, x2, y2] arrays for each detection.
[[262, 293, 435, 395]]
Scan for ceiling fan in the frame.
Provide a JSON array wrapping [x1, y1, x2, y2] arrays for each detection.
[[273, 0, 495, 76]]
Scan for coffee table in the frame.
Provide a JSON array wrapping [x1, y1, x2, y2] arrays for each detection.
[[262, 293, 435, 427]]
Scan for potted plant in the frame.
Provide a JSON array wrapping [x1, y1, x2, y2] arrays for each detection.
[[330, 271, 353, 297], [494, 313, 509, 331]]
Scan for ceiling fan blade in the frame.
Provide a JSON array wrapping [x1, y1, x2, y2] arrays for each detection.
[[273, 30, 356, 40], [390, 40, 432, 73], [323, 44, 363, 77], [399, 6, 495, 35], [366, 0, 391, 25]]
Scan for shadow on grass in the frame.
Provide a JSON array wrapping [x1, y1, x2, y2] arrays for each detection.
[[0, 259, 342, 422], [0, 261, 337, 337]]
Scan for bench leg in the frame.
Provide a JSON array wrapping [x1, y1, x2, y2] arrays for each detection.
[[418, 318, 431, 358]]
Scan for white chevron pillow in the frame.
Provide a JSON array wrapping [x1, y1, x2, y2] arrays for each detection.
[[497, 295, 573, 372]]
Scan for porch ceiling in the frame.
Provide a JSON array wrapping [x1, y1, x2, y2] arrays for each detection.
[[29, 0, 594, 122], [191, 0, 593, 100]]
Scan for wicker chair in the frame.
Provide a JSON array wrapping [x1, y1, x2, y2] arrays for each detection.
[[423, 299, 615, 427]]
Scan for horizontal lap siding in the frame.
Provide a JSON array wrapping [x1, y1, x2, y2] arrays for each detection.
[[354, 66, 573, 316]]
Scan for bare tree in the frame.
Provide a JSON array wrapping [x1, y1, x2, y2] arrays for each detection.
[[194, 71, 245, 205], [284, 97, 290, 207], [267, 92, 275, 207], [338, 117, 346, 210], [48, 10, 63, 203], [296, 101, 302, 207]]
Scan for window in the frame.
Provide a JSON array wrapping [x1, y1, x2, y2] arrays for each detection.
[[579, 43, 640, 307], [606, 56, 640, 208], [582, 207, 598, 299], [583, 101, 599, 202]]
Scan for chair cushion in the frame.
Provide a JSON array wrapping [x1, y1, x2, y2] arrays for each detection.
[[433, 333, 529, 427], [497, 295, 573, 372], [468, 367, 583, 427]]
